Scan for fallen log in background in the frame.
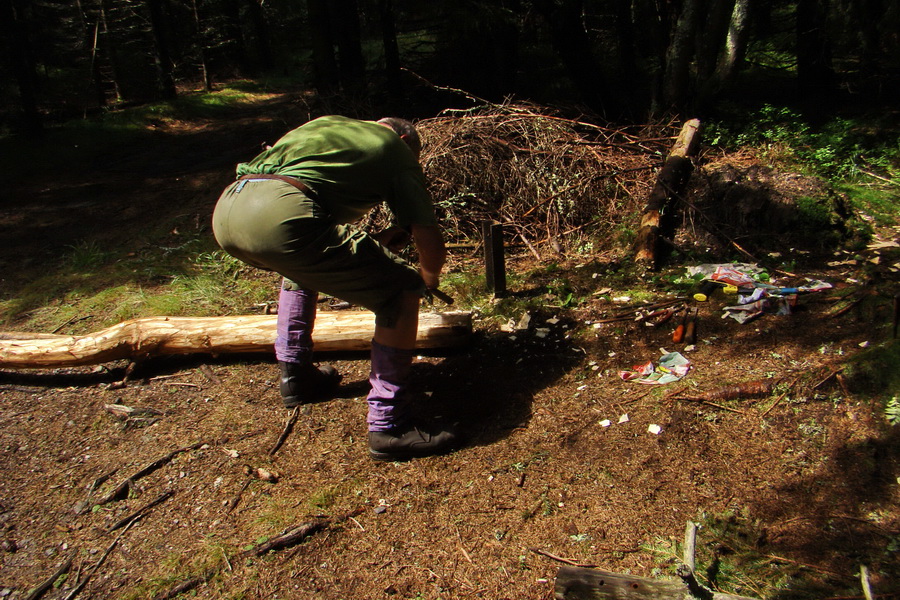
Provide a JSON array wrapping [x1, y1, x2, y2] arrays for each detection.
[[634, 118, 701, 268], [554, 565, 759, 599], [0, 311, 472, 369]]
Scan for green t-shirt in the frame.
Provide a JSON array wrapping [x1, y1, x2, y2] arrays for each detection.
[[236, 115, 436, 226]]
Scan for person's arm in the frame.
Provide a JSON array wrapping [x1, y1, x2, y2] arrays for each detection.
[[411, 224, 446, 289]]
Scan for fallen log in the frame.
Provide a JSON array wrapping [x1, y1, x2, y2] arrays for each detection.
[[0, 310, 472, 369], [634, 119, 701, 268], [554, 564, 759, 599], [553, 518, 759, 600]]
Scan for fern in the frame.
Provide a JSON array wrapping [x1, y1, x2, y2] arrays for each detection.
[[887, 396, 900, 426]]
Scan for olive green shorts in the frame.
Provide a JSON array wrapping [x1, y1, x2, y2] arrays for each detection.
[[212, 179, 425, 327]]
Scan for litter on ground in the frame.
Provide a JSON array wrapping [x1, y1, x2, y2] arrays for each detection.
[[619, 352, 691, 384]]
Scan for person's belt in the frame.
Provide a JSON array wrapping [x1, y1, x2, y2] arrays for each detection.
[[238, 173, 316, 198]]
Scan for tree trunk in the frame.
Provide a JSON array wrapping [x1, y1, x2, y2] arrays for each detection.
[[378, 0, 402, 97], [634, 119, 701, 268], [611, 0, 639, 116], [714, 0, 752, 84], [97, 0, 122, 103], [853, 0, 883, 73], [0, 311, 473, 369], [695, 0, 736, 83], [796, 0, 834, 98], [1, 0, 42, 134], [191, 0, 212, 90], [662, 0, 701, 112], [331, 0, 366, 92], [244, 0, 273, 72], [534, 0, 609, 115], [146, 0, 177, 99], [306, 0, 338, 92]]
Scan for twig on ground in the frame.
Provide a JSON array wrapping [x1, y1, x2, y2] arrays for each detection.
[[860, 169, 898, 186], [269, 406, 300, 455], [813, 366, 845, 390], [762, 554, 845, 578], [153, 508, 364, 600], [52, 315, 93, 334], [528, 547, 597, 568], [828, 295, 866, 318], [682, 521, 697, 571], [677, 397, 748, 414], [96, 441, 207, 505], [761, 376, 802, 417], [671, 379, 778, 405], [622, 387, 657, 405], [107, 490, 173, 532], [108, 361, 138, 390], [226, 478, 253, 513], [23, 553, 74, 600], [63, 516, 141, 600], [663, 385, 690, 402]]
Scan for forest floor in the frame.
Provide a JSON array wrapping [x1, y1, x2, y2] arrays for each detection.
[[0, 93, 898, 600]]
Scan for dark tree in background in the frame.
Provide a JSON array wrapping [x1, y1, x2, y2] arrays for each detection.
[[1, 0, 899, 133], [378, 0, 403, 98], [147, 0, 178, 99], [796, 0, 834, 98], [2, 0, 41, 133]]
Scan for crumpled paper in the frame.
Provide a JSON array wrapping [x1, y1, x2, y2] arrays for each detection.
[[619, 352, 692, 385]]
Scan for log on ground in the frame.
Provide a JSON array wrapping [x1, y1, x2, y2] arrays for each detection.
[[554, 564, 759, 600], [555, 565, 690, 599], [0, 311, 473, 369]]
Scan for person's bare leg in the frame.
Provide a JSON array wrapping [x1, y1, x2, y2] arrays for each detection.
[[367, 291, 457, 460], [373, 291, 420, 349]]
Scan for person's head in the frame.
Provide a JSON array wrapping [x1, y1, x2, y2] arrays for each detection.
[[377, 117, 422, 159]]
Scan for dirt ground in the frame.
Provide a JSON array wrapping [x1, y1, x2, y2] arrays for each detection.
[[1, 98, 898, 600]]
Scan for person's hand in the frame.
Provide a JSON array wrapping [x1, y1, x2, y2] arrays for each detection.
[[372, 226, 411, 253], [420, 269, 440, 290]]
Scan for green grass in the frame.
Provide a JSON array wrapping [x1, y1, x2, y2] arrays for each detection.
[[836, 182, 899, 229], [0, 237, 275, 334]]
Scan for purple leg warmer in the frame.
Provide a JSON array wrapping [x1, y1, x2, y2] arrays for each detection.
[[275, 283, 318, 364], [366, 340, 413, 432]]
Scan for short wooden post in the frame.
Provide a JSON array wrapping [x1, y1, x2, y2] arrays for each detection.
[[482, 221, 506, 297]]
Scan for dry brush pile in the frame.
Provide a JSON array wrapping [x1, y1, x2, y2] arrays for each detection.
[[370, 103, 680, 253]]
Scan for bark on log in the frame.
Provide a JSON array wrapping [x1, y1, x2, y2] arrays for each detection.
[[0, 310, 472, 369], [554, 565, 759, 599], [555, 565, 690, 599], [633, 119, 701, 267]]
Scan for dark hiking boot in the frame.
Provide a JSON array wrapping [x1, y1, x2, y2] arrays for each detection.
[[368, 423, 459, 462], [279, 361, 342, 408]]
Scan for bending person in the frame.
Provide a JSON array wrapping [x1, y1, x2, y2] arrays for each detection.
[[212, 115, 457, 461]]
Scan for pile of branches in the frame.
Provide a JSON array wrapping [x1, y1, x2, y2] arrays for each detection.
[[413, 103, 678, 253]]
